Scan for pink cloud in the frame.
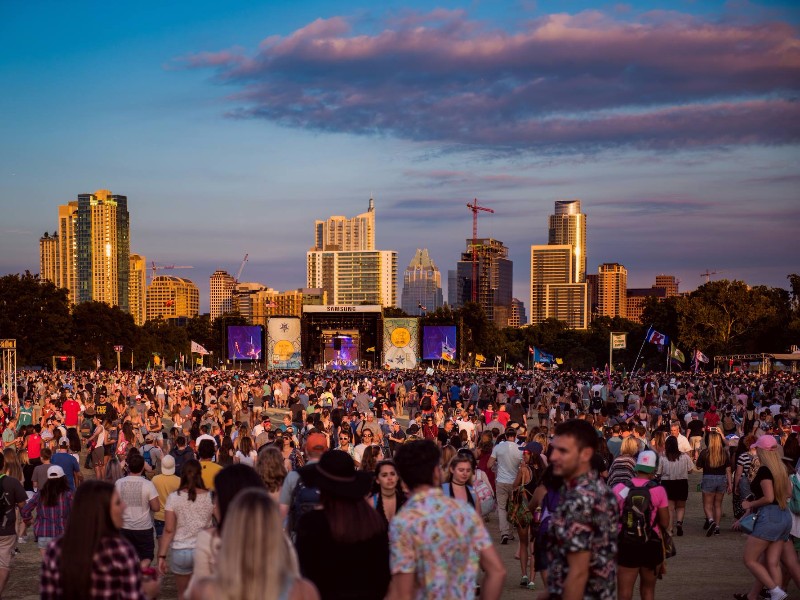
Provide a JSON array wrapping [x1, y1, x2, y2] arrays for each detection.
[[175, 8, 800, 151]]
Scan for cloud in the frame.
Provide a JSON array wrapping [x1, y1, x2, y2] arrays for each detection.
[[175, 9, 800, 152]]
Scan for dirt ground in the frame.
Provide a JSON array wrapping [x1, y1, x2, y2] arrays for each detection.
[[2, 411, 767, 599]]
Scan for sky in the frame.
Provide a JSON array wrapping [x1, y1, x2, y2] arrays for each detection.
[[1, 0, 798, 314]]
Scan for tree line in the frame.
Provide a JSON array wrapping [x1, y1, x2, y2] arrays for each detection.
[[1, 272, 798, 371]]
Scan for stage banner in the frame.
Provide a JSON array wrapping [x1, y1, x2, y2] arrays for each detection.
[[267, 317, 302, 369], [383, 318, 419, 370]]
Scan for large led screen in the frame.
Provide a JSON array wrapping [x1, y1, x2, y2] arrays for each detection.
[[227, 326, 263, 361], [422, 325, 457, 361]]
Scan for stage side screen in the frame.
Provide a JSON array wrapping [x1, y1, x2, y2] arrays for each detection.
[[227, 326, 263, 361], [422, 325, 457, 361]]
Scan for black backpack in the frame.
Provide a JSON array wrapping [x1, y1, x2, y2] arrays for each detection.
[[0, 475, 13, 528], [288, 478, 321, 539], [619, 480, 658, 545], [420, 395, 433, 411]]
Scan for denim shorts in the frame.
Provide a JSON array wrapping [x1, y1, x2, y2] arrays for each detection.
[[37, 536, 54, 550], [752, 504, 792, 542], [170, 547, 195, 575], [701, 474, 728, 494], [153, 519, 165, 538]]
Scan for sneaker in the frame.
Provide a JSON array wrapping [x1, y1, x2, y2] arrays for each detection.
[[520, 576, 529, 587], [706, 520, 716, 537], [703, 518, 711, 530], [501, 534, 509, 545], [676, 522, 683, 537], [770, 588, 788, 600], [714, 526, 721, 536], [527, 581, 537, 590], [17, 536, 27, 544]]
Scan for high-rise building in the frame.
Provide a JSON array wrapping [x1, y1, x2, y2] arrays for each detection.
[[655, 274, 679, 297], [586, 273, 599, 319], [307, 250, 397, 307], [129, 254, 147, 326], [454, 238, 513, 325], [530, 245, 588, 329], [235, 287, 327, 328], [447, 269, 463, 309], [401, 249, 443, 316], [510, 298, 527, 328], [39, 232, 59, 285], [57, 202, 79, 304], [210, 270, 237, 321], [75, 190, 130, 311], [313, 198, 375, 251], [548, 200, 587, 284], [626, 287, 667, 323], [146, 276, 199, 321], [231, 282, 268, 323], [598, 263, 627, 318]]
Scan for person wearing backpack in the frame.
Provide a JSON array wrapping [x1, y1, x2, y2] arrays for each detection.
[[612, 450, 670, 600], [279, 432, 328, 535]]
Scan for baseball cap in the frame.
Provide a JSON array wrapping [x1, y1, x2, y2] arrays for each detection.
[[47, 465, 66, 479], [58, 438, 69, 447], [160, 455, 176, 476], [635, 450, 658, 473], [751, 435, 778, 451], [523, 441, 543, 455]]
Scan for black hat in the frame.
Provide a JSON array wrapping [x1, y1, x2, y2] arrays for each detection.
[[299, 451, 373, 500]]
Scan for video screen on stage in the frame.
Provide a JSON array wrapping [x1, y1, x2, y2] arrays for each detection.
[[422, 325, 457, 360], [323, 333, 359, 370], [227, 326, 263, 361]]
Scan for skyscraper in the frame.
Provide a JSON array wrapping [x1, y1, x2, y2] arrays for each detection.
[[597, 263, 627, 318], [313, 198, 375, 251], [129, 254, 147, 326], [655, 274, 679, 297], [75, 190, 130, 311], [307, 250, 397, 307], [510, 298, 527, 328], [39, 232, 59, 285], [548, 200, 587, 284], [146, 276, 199, 322], [57, 201, 78, 304], [210, 270, 237, 321], [454, 238, 513, 325], [530, 245, 589, 329], [401, 249, 443, 315]]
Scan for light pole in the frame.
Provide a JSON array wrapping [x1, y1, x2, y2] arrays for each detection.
[[114, 345, 123, 372]]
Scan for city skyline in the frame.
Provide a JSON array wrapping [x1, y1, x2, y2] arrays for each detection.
[[2, 1, 798, 313]]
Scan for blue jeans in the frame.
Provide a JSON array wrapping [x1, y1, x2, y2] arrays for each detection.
[[753, 504, 792, 542]]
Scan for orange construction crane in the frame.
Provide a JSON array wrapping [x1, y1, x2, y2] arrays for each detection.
[[466, 199, 495, 302]]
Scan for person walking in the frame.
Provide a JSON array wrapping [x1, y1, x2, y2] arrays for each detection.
[[543, 419, 618, 600], [658, 436, 694, 536], [487, 428, 522, 545], [697, 430, 732, 536], [115, 452, 160, 567], [21, 465, 73, 556], [0, 451, 27, 596]]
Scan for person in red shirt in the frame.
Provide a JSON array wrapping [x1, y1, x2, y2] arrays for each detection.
[[62, 396, 81, 429], [704, 406, 721, 430], [28, 426, 43, 466], [496, 405, 511, 428]]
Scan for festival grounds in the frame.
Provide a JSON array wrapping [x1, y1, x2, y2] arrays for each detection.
[[6, 410, 761, 599]]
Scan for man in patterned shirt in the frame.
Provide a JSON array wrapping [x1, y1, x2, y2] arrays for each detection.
[[387, 439, 505, 600], [542, 419, 618, 600]]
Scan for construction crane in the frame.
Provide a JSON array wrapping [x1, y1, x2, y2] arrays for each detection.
[[235, 253, 249, 283], [150, 262, 194, 282], [466, 199, 495, 302], [700, 269, 723, 284]]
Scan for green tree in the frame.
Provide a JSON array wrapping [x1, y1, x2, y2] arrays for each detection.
[[0, 272, 71, 366], [71, 302, 138, 369]]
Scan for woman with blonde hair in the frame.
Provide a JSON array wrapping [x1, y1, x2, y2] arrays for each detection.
[[697, 430, 732, 535], [606, 436, 639, 489], [439, 444, 457, 482], [255, 446, 287, 502], [735, 436, 793, 600], [194, 488, 318, 600], [650, 430, 668, 457]]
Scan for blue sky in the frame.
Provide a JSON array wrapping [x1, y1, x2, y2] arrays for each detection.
[[1, 0, 798, 313]]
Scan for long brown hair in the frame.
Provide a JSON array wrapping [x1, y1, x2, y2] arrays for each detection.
[[41, 476, 70, 507], [179, 459, 206, 501], [60, 481, 118, 597], [322, 493, 386, 544]]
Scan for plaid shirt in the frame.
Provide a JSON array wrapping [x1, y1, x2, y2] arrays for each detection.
[[21, 490, 72, 539], [41, 536, 147, 600]]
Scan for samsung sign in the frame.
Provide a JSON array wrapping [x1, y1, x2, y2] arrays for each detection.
[[303, 305, 383, 313]]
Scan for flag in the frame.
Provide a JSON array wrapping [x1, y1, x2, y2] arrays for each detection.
[[495, 355, 502, 363], [264, 301, 277, 308], [180, 353, 184, 364], [645, 326, 669, 347], [418, 303, 427, 311], [528, 346, 534, 354], [475, 354, 486, 364], [196, 357, 203, 365], [441, 341, 455, 362], [669, 343, 685, 363], [96, 355, 100, 370], [191, 341, 209, 356], [153, 355, 161, 367], [555, 358, 563, 365], [366, 347, 375, 352], [695, 349, 709, 363], [533, 347, 554, 364]]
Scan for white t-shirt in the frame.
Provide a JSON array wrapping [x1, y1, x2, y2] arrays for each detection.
[[490, 440, 522, 484], [165, 490, 214, 550], [234, 450, 256, 467], [115, 475, 158, 530]]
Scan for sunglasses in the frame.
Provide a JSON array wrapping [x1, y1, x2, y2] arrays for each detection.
[[362, 433, 373, 437]]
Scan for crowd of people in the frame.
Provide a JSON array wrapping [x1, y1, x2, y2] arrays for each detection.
[[0, 366, 798, 599]]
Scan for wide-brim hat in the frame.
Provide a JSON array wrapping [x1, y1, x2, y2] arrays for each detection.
[[299, 451, 373, 500]]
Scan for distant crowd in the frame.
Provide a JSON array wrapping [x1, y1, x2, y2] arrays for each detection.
[[0, 367, 799, 599]]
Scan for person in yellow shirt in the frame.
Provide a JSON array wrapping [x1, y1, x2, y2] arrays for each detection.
[[152, 454, 180, 538], [198, 439, 222, 491]]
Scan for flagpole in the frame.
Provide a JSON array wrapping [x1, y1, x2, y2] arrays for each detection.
[[631, 325, 652, 374]]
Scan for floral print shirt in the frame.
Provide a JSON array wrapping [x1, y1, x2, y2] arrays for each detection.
[[390, 487, 491, 600], [548, 469, 618, 600]]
